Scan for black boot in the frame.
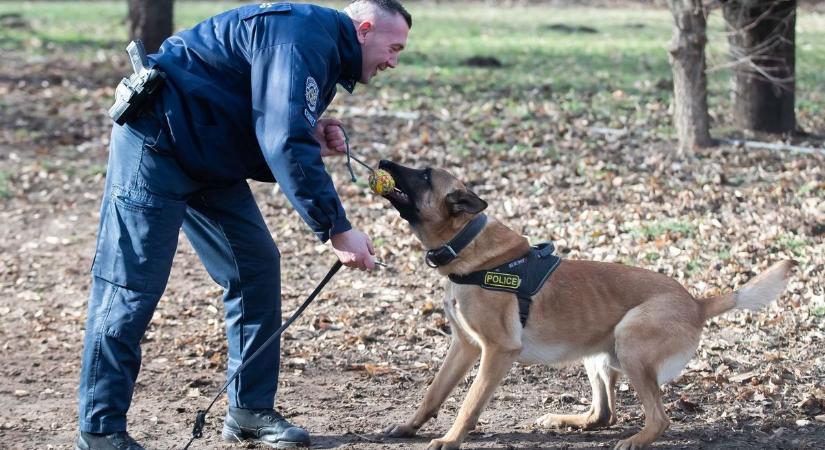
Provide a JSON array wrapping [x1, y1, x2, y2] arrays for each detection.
[[75, 431, 145, 450], [222, 407, 310, 448]]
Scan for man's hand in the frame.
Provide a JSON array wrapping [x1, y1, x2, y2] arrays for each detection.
[[330, 228, 375, 270], [314, 118, 347, 157]]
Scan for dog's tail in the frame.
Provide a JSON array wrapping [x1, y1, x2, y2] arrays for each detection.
[[699, 260, 797, 321]]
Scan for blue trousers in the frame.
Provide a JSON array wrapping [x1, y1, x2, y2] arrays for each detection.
[[78, 115, 282, 433]]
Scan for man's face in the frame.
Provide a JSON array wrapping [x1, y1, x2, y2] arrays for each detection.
[[356, 13, 409, 84]]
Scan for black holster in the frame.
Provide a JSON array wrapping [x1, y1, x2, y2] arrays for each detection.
[[108, 40, 165, 125]]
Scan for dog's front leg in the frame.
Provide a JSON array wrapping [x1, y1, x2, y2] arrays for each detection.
[[385, 335, 480, 437], [427, 346, 519, 450]]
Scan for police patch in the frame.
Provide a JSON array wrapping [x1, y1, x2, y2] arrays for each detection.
[[483, 272, 521, 290], [305, 76, 319, 112], [303, 108, 316, 127]]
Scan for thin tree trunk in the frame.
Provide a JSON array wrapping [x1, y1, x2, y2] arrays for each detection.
[[722, 0, 796, 134], [667, 0, 713, 153], [127, 0, 173, 53]]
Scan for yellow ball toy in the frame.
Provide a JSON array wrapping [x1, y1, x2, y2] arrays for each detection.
[[369, 169, 396, 195]]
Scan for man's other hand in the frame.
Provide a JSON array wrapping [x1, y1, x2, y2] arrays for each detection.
[[330, 228, 375, 270], [315, 118, 347, 157]]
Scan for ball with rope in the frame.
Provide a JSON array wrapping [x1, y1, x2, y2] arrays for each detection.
[[369, 169, 396, 195]]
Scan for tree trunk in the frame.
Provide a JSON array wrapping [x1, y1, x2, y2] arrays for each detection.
[[722, 0, 796, 134], [127, 0, 173, 53], [667, 0, 713, 153]]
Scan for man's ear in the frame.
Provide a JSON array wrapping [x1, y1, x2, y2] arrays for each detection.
[[446, 189, 488, 216], [356, 21, 373, 43]]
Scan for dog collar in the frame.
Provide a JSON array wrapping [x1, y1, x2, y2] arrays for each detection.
[[425, 214, 488, 268]]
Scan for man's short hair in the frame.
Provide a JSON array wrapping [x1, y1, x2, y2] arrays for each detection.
[[346, 0, 412, 29]]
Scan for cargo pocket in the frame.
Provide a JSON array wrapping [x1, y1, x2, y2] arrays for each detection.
[[91, 184, 187, 295]]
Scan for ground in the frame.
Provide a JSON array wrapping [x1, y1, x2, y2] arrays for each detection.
[[0, 2, 824, 450]]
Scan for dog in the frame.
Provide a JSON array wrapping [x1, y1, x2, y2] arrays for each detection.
[[376, 160, 796, 450]]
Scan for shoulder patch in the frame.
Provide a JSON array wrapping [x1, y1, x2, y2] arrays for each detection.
[[305, 76, 319, 113], [241, 3, 291, 20], [259, 2, 290, 11], [303, 108, 316, 127]]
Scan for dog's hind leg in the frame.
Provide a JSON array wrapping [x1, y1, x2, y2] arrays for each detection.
[[612, 361, 668, 450], [612, 302, 700, 449], [384, 335, 480, 438], [535, 353, 618, 430]]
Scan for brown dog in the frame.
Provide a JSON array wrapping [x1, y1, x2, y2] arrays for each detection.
[[377, 160, 795, 450]]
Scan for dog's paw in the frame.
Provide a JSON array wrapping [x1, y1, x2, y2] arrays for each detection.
[[535, 412, 609, 430], [426, 437, 461, 450], [535, 413, 565, 428], [613, 437, 648, 450], [383, 423, 417, 438]]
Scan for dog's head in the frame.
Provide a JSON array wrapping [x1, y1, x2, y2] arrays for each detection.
[[377, 160, 488, 248]]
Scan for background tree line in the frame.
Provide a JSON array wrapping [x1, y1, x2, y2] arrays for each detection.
[[128, 0, 814, 152]]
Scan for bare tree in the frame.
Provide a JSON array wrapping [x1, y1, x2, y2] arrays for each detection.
[[721, 0, 797, 134], [666, 0, 714, 153], [127, 0, 173, 53]]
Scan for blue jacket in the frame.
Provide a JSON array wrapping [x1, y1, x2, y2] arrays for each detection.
[[148, 2, 362, 241]]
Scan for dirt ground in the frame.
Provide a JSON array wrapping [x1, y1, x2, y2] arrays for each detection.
[[1, 46, 824, 450]]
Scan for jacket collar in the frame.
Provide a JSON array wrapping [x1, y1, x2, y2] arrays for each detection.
[[336, 11, 362, 94], [425, 214, 488, 268]]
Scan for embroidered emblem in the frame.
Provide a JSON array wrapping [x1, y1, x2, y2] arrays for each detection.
[[260, 2, 273, 8], [304, 108, 316, 127], [305, 76, 319, 112], [483, 272, 521, 290]]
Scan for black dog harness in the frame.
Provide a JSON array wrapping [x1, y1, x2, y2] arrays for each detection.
[[449, 243, 561, 326], [424, 214, 562, 326]]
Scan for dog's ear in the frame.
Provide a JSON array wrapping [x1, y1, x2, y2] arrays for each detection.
[[445, 189, 488, 216]]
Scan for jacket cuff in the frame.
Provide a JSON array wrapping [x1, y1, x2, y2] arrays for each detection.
[[317, 217, 352, 242]]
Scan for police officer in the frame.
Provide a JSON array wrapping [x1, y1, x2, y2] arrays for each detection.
[[76, 1, 411, 449]]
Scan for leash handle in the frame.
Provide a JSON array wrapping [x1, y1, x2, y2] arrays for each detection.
[[182, 260, 343, 449], [181, 410, 205, 450]]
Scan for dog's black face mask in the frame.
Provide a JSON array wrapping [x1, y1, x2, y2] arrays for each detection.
[[377, 160, 429, 223], [377, 160, 489, 250]]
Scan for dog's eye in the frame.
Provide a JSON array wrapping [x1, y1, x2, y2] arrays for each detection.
[[422, 168, 431, 183]]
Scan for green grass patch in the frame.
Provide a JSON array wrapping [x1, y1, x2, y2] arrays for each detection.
[[0, 171, 10, 199], [1, 1, 822, 131], [775, 234, 810, 257], [644, 251, 660, 262], [0, 1, 239, 53], [686, 260, 701, 275], [624, 220, 697, 240], [797, 181, 819, 196], [83, 164, 107, 178]]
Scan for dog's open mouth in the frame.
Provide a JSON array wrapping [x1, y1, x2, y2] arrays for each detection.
[[385, 187, 411, 205]]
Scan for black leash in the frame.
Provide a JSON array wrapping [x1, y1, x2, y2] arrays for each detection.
[[340, 125, 374, 182], [182, 260, 343, 450]]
